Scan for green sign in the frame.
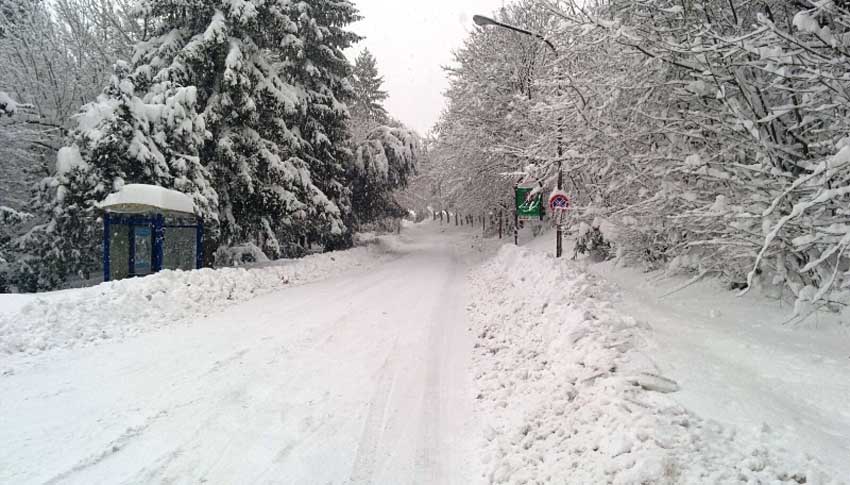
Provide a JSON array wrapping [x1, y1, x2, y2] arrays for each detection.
[[515, 187, 543, 220]]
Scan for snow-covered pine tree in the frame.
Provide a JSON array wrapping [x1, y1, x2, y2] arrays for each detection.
[[345, 49, 420, 228], [278, 0, 362, 251], [128, 0, 351, 259], [14, 146, 100, 291], [349, 48, 389, 132], [69, 61, 216, 214]]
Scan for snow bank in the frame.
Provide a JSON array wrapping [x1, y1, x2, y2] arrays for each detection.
[[467, 245, 842, 484], [0, 245, 392, 356]]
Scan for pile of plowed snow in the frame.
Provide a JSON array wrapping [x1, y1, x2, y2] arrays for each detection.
[[467, 245, 842, 484], [0, 243, 393, 356]]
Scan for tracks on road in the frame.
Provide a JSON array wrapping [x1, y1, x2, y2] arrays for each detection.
[[1, 226, 480, 485]]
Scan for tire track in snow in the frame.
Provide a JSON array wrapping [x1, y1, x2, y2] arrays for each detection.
[[413, 325, 443, 484], [132, 261, 407, 480], [42, 409, 171, 485], [413, 261, 461, 484], [348, 339, 399, 484]]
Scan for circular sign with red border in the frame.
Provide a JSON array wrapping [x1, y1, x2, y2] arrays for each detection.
[[548, 190, 570, 211]]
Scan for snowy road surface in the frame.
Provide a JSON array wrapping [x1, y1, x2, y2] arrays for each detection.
[[3, 223, 847, 484], [1, 227, 477, 484]]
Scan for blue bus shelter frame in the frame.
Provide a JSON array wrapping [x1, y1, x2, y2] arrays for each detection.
[[103, 212, 204, 282]]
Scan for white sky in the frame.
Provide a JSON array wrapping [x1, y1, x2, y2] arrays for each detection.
[[346, 0, 507, 135]]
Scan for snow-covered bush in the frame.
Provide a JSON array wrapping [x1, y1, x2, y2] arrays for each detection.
[[612, 216, 670, 270], [0, 91, 19, 117], [214, 243, 271, 268], [574, 221, 613, 262]]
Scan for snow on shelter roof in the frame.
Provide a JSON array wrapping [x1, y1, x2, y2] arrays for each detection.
[[99, 184, 196, 215]]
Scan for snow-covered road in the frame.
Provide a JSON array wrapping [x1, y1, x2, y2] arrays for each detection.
[[1, 226, 477, 484], [3, 223, 847, 484]]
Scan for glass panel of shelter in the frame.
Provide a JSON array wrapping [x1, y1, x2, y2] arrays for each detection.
[[105, 213, 201, 282], [109, 225, 130, 281], [163, 226, 196, 271]]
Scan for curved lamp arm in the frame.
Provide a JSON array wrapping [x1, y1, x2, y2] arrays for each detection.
[[472, 15, 556, 53]]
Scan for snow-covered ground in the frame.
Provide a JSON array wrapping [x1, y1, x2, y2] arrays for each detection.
[[588, 259, 850, 479], [0, 239, 398, 356], [1, 221, 847, 484], [528, 229, 849, 479], [467, 243, 845, 484], [1, 225, 479, 484]]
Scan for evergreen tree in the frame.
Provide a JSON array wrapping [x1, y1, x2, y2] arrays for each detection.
[[350, 126, 419, 226], [346, 49, 420, 229], [349, 48, 389, 131], [278, 0, 362, 251], [14, 146, 100, 291], [75, 61, 216, 218], [129, 0, 350, 258]]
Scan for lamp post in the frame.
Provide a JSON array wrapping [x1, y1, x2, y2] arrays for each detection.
[[473, 14, 565, 258]]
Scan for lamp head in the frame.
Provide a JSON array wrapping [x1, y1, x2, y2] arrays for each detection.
[[473, 15, 497, 27]]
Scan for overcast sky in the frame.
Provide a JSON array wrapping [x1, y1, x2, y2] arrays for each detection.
[[346, 0, 508, 135]]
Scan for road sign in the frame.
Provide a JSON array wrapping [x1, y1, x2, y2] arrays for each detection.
[[548, 190, 570, 211], [515, 186, 543, 220]]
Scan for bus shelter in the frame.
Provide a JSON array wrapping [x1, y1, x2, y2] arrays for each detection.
[[99, 184, 203, 282]]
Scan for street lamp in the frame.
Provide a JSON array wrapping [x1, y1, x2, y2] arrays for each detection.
[[473, 15, 557, 54], [473, 14, 565, 258]]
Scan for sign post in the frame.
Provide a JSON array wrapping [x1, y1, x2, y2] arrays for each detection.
[[548, 189, 570, 258]]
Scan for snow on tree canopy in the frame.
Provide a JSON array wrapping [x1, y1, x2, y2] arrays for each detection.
[[354, 126, 418, 185], [55, 146, 87, 175], [99, 184, 196, 215]]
